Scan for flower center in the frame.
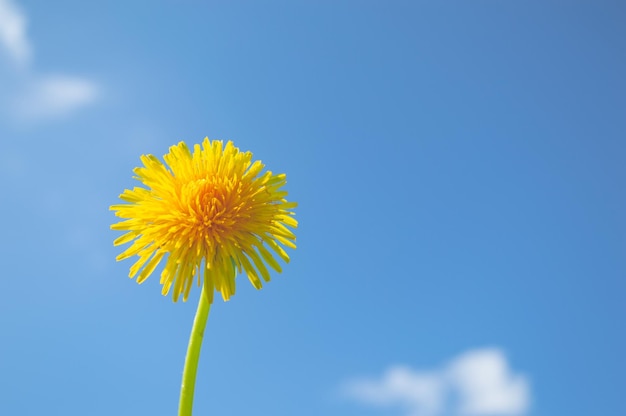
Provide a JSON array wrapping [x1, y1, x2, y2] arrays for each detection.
[[181, 177, 244, 244]]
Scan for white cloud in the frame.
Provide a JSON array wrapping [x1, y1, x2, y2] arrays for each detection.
[[14, 75, 99, 120], [0, 0, 99, 121], [0, 0, 31, 67], [448, 349, 529, 415], [342, 366, 443, 416], [342, 348, 530, 416]]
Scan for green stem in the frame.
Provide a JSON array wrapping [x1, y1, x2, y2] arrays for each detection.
[[178, 284, 212, 416]]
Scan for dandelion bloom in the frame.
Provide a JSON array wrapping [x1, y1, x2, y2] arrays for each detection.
[[110, 138, 297, 302]]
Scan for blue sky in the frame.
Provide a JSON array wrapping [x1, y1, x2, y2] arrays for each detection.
[[0, 1, 624, 415]]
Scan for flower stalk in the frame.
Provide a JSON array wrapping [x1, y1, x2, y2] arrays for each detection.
[[178, 284, 212, 416]]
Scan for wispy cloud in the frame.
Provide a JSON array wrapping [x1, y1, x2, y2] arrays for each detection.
[[0, 0, 99, 121], [341, 348, 530, 416], [14, 75, 99, 120], [0, 0, 31, 67]]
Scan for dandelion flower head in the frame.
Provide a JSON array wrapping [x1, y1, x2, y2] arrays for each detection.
[[110, 138, 297, 302]]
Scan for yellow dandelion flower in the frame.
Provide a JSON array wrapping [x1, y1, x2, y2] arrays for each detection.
[[110, 138, 297, 303]]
